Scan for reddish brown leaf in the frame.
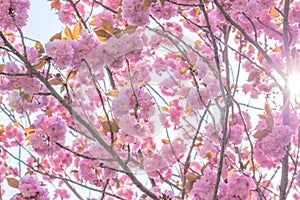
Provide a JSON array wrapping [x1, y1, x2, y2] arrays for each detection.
[[51, 0, 61, 10], [7, 178, 19, 188], [101, 119, 119, 133], [253, 129, 269, 141], [49, 32, 62, 41], [106, 90, 119, 97], [35, 41, 45, 56], [102, 19, 114, 35], [64, 25, 73, 39], [73, 22, 82, 40], [34, 57, 46, 70], [0, 64, 6, 73], [162, 139, 170, 144], [49, 77, 64, 85], [269, 7, 280, 17], [66, 69, 78, 82], [247, 71, 260, 82]]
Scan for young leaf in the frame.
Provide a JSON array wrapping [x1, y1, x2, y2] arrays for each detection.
[[35, 41, 45, 56], [66, 69, 78, 82], [95, 29, 111, 38], [34, 57, 47, 70], [49, 77, 64, 85], [253, 129, 268, 141], [45, 107, 52, 117], [73, 22, 82, 40], [180, 67, 188, 74], [247, 71, 260, 82], [106, 90, 119, 97], [49, 31, 62, 41], [102, 19, 114, 35], [51, 0, 61, 10], [23, 127, 36, 135], [0, 64, 6, 73], [7, 178, 19, 188], [159, 0, 165, 5], [269, 7, 280, 17], [162, 139, 170, 144], [101, 119, 119, 133], [123, 25, 138, 34], [95, 29, 111, 41], [64, 25, 73, 39]]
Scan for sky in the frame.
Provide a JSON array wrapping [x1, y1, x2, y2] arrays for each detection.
[[23, 1, 62, 44]]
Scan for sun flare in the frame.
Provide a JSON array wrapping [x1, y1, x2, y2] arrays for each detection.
[[288, 74, 300, 96]]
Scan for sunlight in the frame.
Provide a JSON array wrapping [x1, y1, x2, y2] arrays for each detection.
[[288, 74, 300, 96]]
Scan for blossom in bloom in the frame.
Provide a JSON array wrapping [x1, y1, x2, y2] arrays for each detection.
[[20, 77, 40, 95], [143, 153, 168, 177], [19, 175, 49, 200], [27, 47, 39, 65], [232, 0, 249, 12], [54, 188, 71, 199], [0, 0, 30, 30], [78, 159, 100, 184], [118, 113, 146, 136], [4, 62, 21, 81], [187, 87, 210, 111], [45, 39, 74, 70], [228, 124, 244, 145], [112, 87, 133, 118], [161, 139, 186, 164], [190, 167, 217, 199], [150, 2, 177, 20], [30, 115, 67, 156], [226, 173, 253, 199], [121, 0, 150, 26], [58, 2, 85, 25], [2, 123, 23, 148], [49, 151, 72, 174], [258, 125, 293, 160]]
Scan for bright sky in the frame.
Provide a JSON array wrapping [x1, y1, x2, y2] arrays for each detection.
[[23, 1, 62, 44]]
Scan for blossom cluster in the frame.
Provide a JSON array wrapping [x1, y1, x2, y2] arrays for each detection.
[[255, 124, 293, 168], [11, 175, 49, 200], [45, 30, 98, 70], [1, 123, 23, 148], [29, 115, 67, 156], [121, 0, 150, 26], [0, 0, 30, 30], [85, 33, 144, 71], [58, 2, 85, 25], [112, 86, 155, 137], [190, 167, 254, 199]]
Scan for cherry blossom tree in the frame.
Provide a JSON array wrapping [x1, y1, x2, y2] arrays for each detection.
[[0, 0, 300, 199]]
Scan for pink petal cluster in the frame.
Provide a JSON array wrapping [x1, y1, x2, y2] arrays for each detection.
[[48, 151, 72, 174], [29, 115, 67, 156], [143, 153, 168, 176], [187, 87, 210, 111], [18, 175, 49, 200], [2, 123, 23, 148], [0, 0, 30, 30], [20, 77, 40, 95], [190, 167, 217, 199], [121, 0, 150, 26], [255, 125, 293, 167], [85, 33, 143, 71], [150, 2, 177, 20], [112, 86, 154, 137], [58, 2, 85, 25], [45, 31, 98, 70]]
